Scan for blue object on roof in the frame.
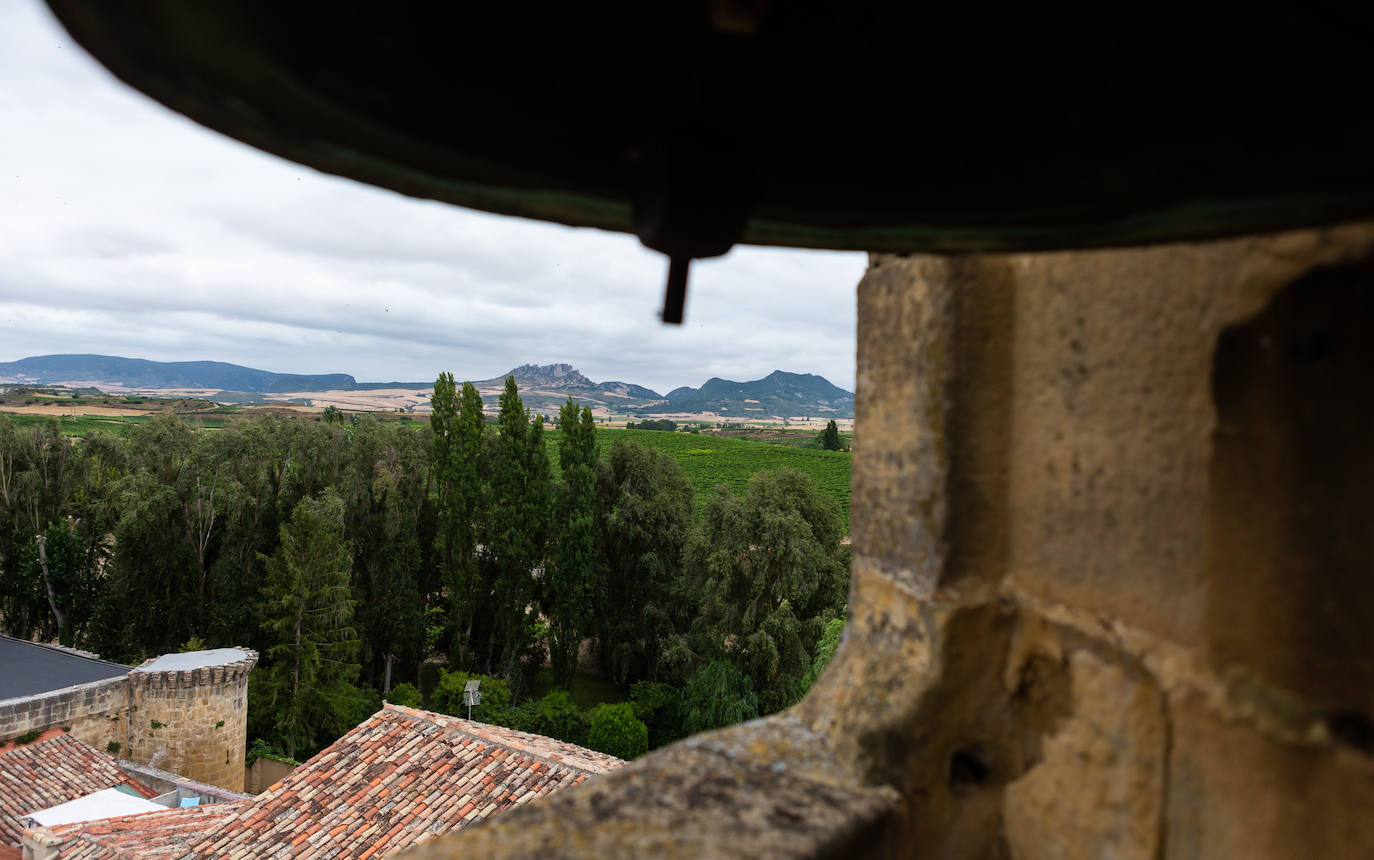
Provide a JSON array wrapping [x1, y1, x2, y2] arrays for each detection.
[[180, 796, 200, 808]]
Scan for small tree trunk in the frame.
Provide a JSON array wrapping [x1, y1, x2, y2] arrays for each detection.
[[383, 654, 393, 694], [292, 605, 303, 696], [35, 534, 68, 645]]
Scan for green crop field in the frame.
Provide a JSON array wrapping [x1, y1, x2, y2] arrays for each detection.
[[548, 428, 851, 527], [0, 412, 233, 436]]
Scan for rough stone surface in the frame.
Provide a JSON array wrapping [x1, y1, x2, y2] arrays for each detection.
[[126, 649, 256, 792], [1163, 691, 1374, 859], [1004, 651, 1165, 860], [395, 222, 1374, 859], [0, 677, 128, 755]]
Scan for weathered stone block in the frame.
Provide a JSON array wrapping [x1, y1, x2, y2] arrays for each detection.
[[1005, 651, 1165, 860]]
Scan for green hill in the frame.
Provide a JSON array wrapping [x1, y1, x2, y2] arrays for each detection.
[[638, 370, 853, 419]]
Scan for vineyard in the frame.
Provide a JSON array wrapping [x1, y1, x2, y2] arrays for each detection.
[[548, 428, 852, 528], [2, 403, 853, 527]]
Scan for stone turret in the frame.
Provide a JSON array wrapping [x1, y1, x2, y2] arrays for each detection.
[[126, 648, 257, 793]]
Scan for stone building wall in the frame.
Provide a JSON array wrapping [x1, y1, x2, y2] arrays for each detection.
[[126, 650, 257, 793], [0, 676, 127, 754], [399, 221, 1374, 859]]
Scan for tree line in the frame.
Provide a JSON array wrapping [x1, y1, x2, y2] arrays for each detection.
[[0, 375, 849, 760]]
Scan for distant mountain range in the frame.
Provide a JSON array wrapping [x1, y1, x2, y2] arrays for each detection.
[[0, 354, 366, 393], [646, 370, 853, 418], [0, 355, 853, 418]]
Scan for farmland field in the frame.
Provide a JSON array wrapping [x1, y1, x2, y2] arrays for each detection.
[[549, 428, 851, 527], [1, 412, 233, 435]]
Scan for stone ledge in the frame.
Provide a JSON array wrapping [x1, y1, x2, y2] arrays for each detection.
[[0, 675, 128, 740]]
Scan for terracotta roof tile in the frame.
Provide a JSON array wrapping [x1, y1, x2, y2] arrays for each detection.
[[0, 734, 156, 846], [26, 803, 245, 860], [185, 703, 625, 859]]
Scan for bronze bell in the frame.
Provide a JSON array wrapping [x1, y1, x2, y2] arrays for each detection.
[[46, 1, 1374, 322]]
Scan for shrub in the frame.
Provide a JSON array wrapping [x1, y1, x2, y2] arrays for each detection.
[[106, 741, 122, 755], [630, 681, 686, 749], [431, 670, 511, 724], [245, 737, 301, 767], [517, 690, 590, 746], [386, 682, 423, 708], [586, 702, 648, 760]]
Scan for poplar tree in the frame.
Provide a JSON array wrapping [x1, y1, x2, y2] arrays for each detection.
[[257, 490, 359, 758], [546, 398, 598, 686], [343, 418, 427, 693], [817, 419, 844, 451], [430, 373, 487, 665], [485, 377, 550, 690]]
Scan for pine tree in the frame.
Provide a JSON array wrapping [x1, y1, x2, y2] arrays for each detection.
[[257, 490, 359, 758]]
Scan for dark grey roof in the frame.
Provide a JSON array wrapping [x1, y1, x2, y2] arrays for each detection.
[[0, 635, 128, 700]]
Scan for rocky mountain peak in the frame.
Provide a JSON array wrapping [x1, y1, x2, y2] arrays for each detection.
[[502, 363, 595, 389]]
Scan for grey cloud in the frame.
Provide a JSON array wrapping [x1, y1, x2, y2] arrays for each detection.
[[0, 0, 862, 395]]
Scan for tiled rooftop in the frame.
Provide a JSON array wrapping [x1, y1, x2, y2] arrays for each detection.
[[187, 703, 625, 859], [27, 803, 245, 860], [0, 732, 155, 846]]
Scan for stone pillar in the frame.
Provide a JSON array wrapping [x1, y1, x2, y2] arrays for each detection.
[[398, 222, 1374, 859], [804, 223, 1374, 858], [126, 648, 257, 793]]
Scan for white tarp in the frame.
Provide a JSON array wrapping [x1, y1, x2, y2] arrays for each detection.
[[26, 787, 166, 827], [134, 648, 249, 672]]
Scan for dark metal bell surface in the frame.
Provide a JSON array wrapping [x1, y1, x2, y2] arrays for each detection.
[[44, 1, 1374, 259]]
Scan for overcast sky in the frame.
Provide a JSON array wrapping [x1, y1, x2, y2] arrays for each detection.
[[0, 1, 863, 394]]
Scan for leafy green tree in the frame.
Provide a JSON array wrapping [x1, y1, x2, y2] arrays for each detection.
[[203, 418, 289, 653], [586, 702, 649, 759], [677, 469, 849, 715], [256, 490, 360, 758], [545, 398, 598, 687], [19, 520, 92, 646], [341, 418, 428, 693], [594, 440, 696, 686], [679, 659, 759, 735], [484, 378, 551, 691], [817, 419, 844, 451], [431, 374, 488, 667], [89, 471, 199, 660], [101, 414, 234, 640], [630, 681, 687, 749]]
